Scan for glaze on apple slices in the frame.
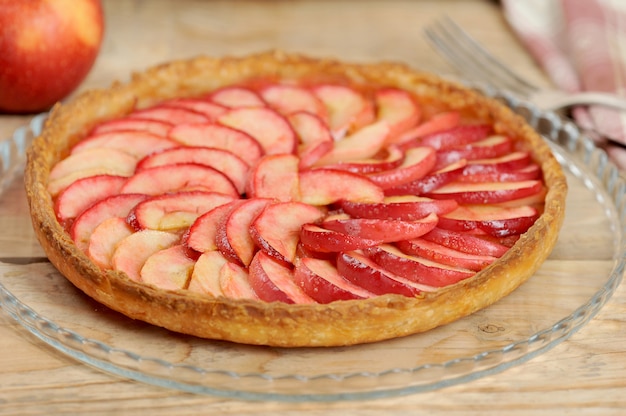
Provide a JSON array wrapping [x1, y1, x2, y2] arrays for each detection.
[[49, 80, 547, 304]]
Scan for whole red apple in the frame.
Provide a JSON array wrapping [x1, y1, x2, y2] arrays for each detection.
[[0, 0, 104, 114]]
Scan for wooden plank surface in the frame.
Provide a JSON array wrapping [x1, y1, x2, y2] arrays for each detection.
[[0, 1, 625, 414]]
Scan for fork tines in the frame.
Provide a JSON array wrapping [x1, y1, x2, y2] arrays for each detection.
[[424, 17, 538, 97]]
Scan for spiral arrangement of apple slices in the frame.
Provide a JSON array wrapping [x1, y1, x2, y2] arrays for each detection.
[[49, 81, 545, 304]]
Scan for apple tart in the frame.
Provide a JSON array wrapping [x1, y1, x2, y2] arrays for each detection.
[[25, 51, 567, 347]]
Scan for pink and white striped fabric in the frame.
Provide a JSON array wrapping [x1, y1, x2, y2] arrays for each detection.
[[502, 0, 626, 169]]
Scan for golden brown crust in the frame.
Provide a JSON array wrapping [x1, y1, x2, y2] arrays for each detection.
[[24, 51, 567, 347]]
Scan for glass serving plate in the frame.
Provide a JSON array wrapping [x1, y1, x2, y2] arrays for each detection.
[[0, 89, 624, 402]]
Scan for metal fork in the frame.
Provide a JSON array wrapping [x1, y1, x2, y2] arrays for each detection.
[[424, 17, 626, 113]]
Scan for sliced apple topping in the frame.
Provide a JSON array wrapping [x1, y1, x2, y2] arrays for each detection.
[[91, 117, 173, 137], [48, 148, 137, 196], [311, 84, 376, 139], [127, 191, 235, 232], [294, 256, 376, 303], [55, 174, 128, 227], [160, 98, 228, 120], [111, 229, 181, 282], [138, 146, 248, 194], [260, 84, 328, 120], [375, 87, 422, 142], [129, 106, 210, 124], [140, 244, 196, 291], [394, 110, 461, 145], [49, 78, 550, 305], [120, 163, 239, 197], [70, 131, 179, 159], [217, 107, 297, 155], [250, 202, 326, 265], [168, 123, 264, 166], [206, 86, 266, 108], [248, 251, 316, 304]]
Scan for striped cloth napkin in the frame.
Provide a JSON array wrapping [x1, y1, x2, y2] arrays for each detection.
[[502, 0, 626, 169]]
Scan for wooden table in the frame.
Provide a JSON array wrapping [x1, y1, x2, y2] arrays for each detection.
[[1, 1, 625, 414]]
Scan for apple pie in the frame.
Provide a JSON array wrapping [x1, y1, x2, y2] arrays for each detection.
[[24, 51, 567, 347]]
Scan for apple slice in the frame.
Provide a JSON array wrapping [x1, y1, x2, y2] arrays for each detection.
[[120, 163, 239, 197], [339, 195, 458, 220], [325, 145, 405, 174], [183, 200, 244, 257], [87, 217, 134, 269], [207, 86, 266, 108], [187, 250, 229, 296], [298, 169, 384, 205], [492, 184, 547, 208], [365, 244, 475, 287], [410, 124, 492, 151], [294, 257, 375, 303], [337, 251, 433, 296], [396, 238, 497, 271], [438, 204, 540, 237], [70, 193, 148, 252], [320, 212, 438, 243], [91, 117, 173, 137], [462, 151, 532, 175], [219, 262, 259, 300], [55, 174, 127, 226], [70, 131, 179, 159], [394, 110, 461, 145], [426, 179, 543, 204], [136, 146, 249, 194], [47, 147, 137, 196], [260, 84, 328, 119], [140, 244, 196, 290], [167, 123, 264, 166], [287, 111, 333, 169], [160, 98, 228, 120], [435, 135, 514, 167], [367, 146, 436, 189], [250, 201, 326, 264], [248, 251, 317, 304], [375, 87, 421, 141], [313, 120, 390, 166], [129, 105, 210, 124], [127, 191, 235, 232], [215, 198, 272, 266], [300, 223, 382, 253], [384, 158, 467, 196], [311, 84, 376, 139], [246, 154, 300, 201], [111, 229, 180, 282], [421, 227, 510, 257], [217, 107, 297, 155], [459, 163, 541, 183]]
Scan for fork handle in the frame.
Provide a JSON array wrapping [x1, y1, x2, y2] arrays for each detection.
[[535, 90, 626, 112]]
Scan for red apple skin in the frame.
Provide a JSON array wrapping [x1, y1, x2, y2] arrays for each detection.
[[248, 251, 317, 304], [421, 227, 510, 257], [300, 223, 383, 253], [364, 244, 475, 287], [339, 195, 458, 221], [426, 180, 543, 205], [396, 238, 497, 271], [384, 159, 467, 196], [336, 251, 426, 297], [321, 212, 438, 243], [0, 0, 104, 113], [438, 204, 540, 237], [294, 257, 375, 303]]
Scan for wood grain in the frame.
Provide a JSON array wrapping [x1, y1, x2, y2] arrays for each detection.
[[0, 1, 624, 414]]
